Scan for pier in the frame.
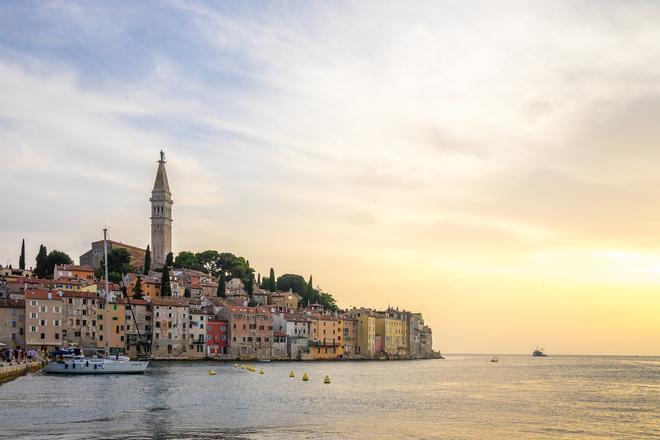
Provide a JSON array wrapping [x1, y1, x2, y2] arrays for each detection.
[[0, 361, 43, 385]]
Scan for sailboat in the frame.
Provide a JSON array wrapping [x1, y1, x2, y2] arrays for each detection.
[[44, 229, 149, 375]]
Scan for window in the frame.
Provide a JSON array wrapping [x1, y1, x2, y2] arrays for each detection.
[[68, 298, 73, 304], [221, 335, 226, 341], [30, 312, 37, 319], [53, 320, 60, 326], [99, 325, 103, 331], [30, 326, 36, 332], [221, 326, 226, 331], [30, 300, 37, 306], [40, 306, 47, 312], [39, 319, 46, 326], [112, 317, 118, 321], [40, 333, 45, 340]]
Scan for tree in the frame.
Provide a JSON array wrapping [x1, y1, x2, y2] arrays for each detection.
[[143, 245, 151, 275], [247, 298, 259, 307], [165, 252, 174, 267], [257, 273, 261, 287], [35, 244, 48, 278], [268, 268, 276, 292], [276, 274, 307, 295], [96, 248, 134, 283], [318, 290, 338, 311], [305, 275, 315, 304], [195, 250, 220, 275], [161, 264, 171, 297], [174, 251, 198, 269], [45, 250, 73, 278], [19, 239, 25, 270], [216, 275, 225, 298], [133, 276, 144, 299]]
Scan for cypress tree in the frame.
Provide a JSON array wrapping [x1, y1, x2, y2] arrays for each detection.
[[133, 276, 143, 298], [19, 239, 25, 270], [35, 245, 48, 278], [143, 245, 151, 275], [257, 273, 261, 288], [165, 252, 174, 267], [268, 268, 276, 292], [216, 276, 226, 298], [160, 265, 171, 297], [306, 275, 314, 304]]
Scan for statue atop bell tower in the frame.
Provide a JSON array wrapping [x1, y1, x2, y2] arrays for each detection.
[[150, 150, 173, 267]]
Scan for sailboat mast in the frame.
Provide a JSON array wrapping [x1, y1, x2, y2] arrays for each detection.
[[103, 228, 110, 354]]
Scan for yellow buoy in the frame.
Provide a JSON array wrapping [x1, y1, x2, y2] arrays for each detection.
[[289, 370, 295, 377], [259, 368, 264, 374], [302, 372, 309, 381], [208, 370, 216, 376], [233, 363, 238, 367], [324, 375, 331, 384]]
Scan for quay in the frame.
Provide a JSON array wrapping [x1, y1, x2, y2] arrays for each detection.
[[0, 361, 44, 385]]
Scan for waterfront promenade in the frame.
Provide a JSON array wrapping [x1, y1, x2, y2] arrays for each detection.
[[0, 361, 43, 385]]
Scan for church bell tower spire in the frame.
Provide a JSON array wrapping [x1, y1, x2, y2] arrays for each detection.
[[150, 150, 173, 267]]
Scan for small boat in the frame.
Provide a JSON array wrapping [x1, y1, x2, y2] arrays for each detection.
[[532, 347, 548, 357], [490, 356, 499, 363], [257, 359, 271, 363], [43, 354, 149, 374]]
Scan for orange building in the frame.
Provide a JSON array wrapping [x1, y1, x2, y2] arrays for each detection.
[[309, 313, 344, 359], [53, 264, 96, 282], [96, 298, 126, 354]]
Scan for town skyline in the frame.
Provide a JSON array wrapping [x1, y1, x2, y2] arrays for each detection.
[[1, 2, 660, 356]]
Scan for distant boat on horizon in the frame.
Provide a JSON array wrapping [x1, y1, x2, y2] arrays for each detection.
[[532, 347, 548, 357], [490, 356, 499, 363]]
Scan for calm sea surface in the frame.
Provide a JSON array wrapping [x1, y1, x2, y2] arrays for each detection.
[[0, 355, 658, 439]]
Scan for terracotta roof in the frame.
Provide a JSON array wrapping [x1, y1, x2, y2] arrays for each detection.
[[117, 298, 150, 306], [54, 264, 94, 272], [60, 291, 99, 299], [25, 290, 64, 300], [151, 297, 190, 307], [90, 240, 146, 252]]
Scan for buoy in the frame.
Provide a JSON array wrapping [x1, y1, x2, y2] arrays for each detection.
[[208, 370, 216, 376], [324, 375, 331, 384], [259, 368, 264, 374], [302, 373, 309, 381], [289, 370, 295, 377], [233, 363, 238, 367]]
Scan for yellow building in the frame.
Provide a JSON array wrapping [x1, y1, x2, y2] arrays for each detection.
[[125, 273, 161, 299], [347, 308, 376, 358], [375, 310, 407, 357], [96, 299, 126, 354], [309, 314, 344, 359]]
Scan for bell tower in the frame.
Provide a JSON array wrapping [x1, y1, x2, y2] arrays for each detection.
[[150, 150, 173, 267]]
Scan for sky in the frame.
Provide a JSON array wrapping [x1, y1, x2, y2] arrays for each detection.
[[1, 0, 659, 355]]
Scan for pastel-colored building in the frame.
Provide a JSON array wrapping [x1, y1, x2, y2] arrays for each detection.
[[151, 297, 189, 359], [53, 264, 95, 282], [309, 313, 344, 359], [188, 306, 209, 359], [347, 308, 376, 358], [206, 319, 228, 357], [61, 291, 98, 349], [220, 304, 273, 359], [375, 310, 407, 357], [0, 299, 25, 348], [121, 298, 152, 359], [96, 299, 126, 354], [25, 290, 64, 350]]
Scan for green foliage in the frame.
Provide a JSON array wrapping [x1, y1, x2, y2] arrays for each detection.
[[45, 250, 73, 278], [96, 248, 135, 283], [35, 245, 48, 278], [196, 250, 220, 274], [165, 252, 174, 267], [161, 264, 171, 297], [173, 251, 200, 270], [143, 245, 151, 274], [19, 239, 25, 271], [318, 290, 338, 311], [133, 276, 143, 298], [247, 298, 259, 307], [277, 274, 307, 295], [216, 276, 226, 298], [267, 268, 276, 292]]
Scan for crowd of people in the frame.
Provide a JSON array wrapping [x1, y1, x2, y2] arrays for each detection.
[[0, 347, 41, 365]]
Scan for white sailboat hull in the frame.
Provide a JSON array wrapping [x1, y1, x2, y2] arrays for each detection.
[[43, 359, 149, 374]]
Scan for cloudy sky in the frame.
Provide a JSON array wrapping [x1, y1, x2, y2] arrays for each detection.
[[1, 1, 659, 355]]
